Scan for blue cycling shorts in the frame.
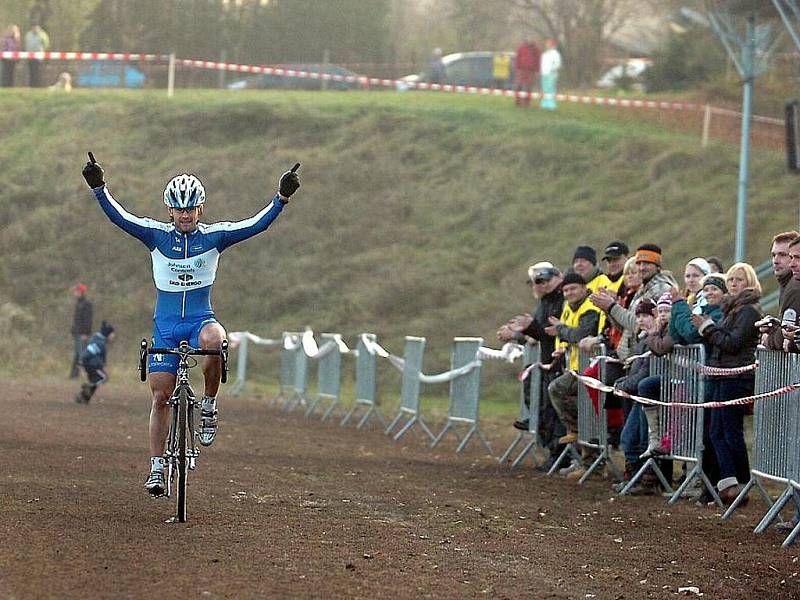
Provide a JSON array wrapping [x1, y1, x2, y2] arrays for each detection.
[[149, 316, 220, 374]]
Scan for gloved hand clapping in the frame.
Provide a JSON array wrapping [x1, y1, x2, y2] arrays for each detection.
[[278, 162, 301, 201], [82, 152, 105, 189]]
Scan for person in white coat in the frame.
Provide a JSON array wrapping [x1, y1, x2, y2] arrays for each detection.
[[540, 38, 562, 110]]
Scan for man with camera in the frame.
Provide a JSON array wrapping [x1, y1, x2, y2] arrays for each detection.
[[761, 231, 800, 351]]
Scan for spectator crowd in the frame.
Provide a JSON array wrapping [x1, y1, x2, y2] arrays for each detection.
[[497, 232, 800, 508]]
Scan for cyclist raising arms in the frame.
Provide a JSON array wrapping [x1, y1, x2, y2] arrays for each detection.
[[82, 153, 300, 496]]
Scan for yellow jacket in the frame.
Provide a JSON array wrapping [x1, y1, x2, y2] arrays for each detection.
[[556, 295, 605, 371]]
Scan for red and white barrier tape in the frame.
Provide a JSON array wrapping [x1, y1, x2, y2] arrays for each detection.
[[0, 51, 164, 61], [593, 351, 759, 377], [1, 50, 786, 122], [695, 362, 759, 376], [517, 360, 558, 381], [569, 369, 800, 409]]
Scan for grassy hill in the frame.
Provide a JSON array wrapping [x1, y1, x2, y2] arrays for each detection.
[[0, 89, 796, 388]]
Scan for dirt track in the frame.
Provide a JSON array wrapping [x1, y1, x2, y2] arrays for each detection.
[[1, 378, 799, 599]]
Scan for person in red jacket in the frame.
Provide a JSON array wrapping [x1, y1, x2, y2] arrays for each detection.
[[514, 38, 541, 108]]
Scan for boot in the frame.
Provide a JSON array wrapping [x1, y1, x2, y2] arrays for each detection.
[[74, 383, 92, 404], [718, 478, 747, 507], [612, 460, 640, 492], [640, 406, 668, 459], [628, 470, 659, 496]]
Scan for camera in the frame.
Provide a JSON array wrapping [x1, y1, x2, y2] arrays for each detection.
[[755, 315, 780, 330]]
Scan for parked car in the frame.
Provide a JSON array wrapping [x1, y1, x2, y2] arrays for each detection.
[[227, 64, 362, 91], [402, 51, 515, 89], [76, 61, 146, 88], [596, 58, 651, 91]]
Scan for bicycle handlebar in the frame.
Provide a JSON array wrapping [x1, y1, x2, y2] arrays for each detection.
[[147, 347, 225, 356], [139, 339, 229, 383]]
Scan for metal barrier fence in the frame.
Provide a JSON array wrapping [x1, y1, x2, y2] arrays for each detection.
[[247, 327, 800, 547], [621, 345, 717, 503], [430, 337, 492, 455], [304, 333, 343, 420], [498, 344, 545, 468], [228, 332, 281, 396], [267, 333, 298, 406], [384, 337, 434, 442], [340, 334, 385, 430], [283, 332, 309, 412], [746, 350, 800, 546], [549, 345, 620, 484]]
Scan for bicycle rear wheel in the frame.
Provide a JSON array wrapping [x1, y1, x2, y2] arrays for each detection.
[[176, 387, 189, 522]]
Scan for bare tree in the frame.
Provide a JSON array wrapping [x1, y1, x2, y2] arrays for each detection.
[[505, 0, 663, 87]]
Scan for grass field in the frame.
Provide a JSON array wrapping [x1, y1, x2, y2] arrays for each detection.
[[0, 88, 797, 407]]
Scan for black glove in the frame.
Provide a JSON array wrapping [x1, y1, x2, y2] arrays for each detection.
[[82, 151, 105, 189], [278, 162, 301, 200]]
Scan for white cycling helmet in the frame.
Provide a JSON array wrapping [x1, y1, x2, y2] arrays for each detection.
[[163, 174, 206, 208]]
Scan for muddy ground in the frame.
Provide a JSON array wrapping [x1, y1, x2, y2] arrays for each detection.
[[1, 378, 799, 599]]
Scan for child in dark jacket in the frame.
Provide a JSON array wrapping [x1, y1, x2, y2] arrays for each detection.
[[616, 299, 659, 481], [75, 321, 115, 404]]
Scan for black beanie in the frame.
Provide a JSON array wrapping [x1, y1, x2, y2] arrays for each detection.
[[573, 245, 597, 266], [101, 320, 115, 336], [562, 272, 587, 287], [702, 274, 728, 294]]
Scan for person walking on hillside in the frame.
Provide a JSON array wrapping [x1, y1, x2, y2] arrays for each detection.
[[70, 283, 93, 379], [75, 321, 115, 404], [514, 37, 540, 108], [1, 25, 21, 87], [492, 52, 512, 89], [81, 152, 301, 497], [539, 38, 562, 110], [24, 23, 49, 87]]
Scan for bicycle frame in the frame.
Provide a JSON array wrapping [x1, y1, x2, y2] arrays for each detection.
[[139, 338, 228, 522]]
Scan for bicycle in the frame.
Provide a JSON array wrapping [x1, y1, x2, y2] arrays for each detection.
[[138, 338, 229, 523]]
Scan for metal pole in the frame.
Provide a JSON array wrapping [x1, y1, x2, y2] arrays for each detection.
[[702, 104, 712, 147], [321, 49, 330, 91], [218, 49, 227, 89], [735, 14, 756, 263], [167, 52, 175, 98]]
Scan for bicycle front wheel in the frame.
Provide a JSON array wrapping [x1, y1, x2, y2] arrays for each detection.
[[176, 387, 189, 523]]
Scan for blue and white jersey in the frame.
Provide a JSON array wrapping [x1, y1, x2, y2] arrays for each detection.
[[93, 185, 284, 320]]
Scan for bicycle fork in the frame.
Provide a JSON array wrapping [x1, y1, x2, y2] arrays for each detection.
[[164, 387, 201, 497]]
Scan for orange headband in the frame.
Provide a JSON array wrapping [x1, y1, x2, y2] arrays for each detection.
[[635, 249, 662, 265]]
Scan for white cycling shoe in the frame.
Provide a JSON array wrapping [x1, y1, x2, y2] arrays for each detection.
[[145, 469, 166, 497], [198, 409, 218, 447]]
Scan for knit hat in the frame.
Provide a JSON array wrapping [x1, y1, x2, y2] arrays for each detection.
[[635, 298, 656, 316], [74, 283, 88, 295], [657, 292, 673, 310], [702, 273, 728, 293], [686, 257, 711, 276], [100, 320, 115, 336], [572, 245, 597, 266], [603, 241, 629, 259], [562, 272, 587, 287], [635, 243, 662, 266]]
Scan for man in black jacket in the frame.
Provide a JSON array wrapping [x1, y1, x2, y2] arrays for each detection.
[[70, 283, 93, 379], [497, 262, 565, 464]]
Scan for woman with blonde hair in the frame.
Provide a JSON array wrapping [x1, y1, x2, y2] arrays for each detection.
[[692, 262, 762, 505], [724, 261, 761, 296], [683, 257, 711, 306]]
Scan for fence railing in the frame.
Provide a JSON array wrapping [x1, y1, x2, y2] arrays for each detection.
[[227, 329, 800, 547]]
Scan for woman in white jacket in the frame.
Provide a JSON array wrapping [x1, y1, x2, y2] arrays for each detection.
[[540, 38, 562, 110]]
